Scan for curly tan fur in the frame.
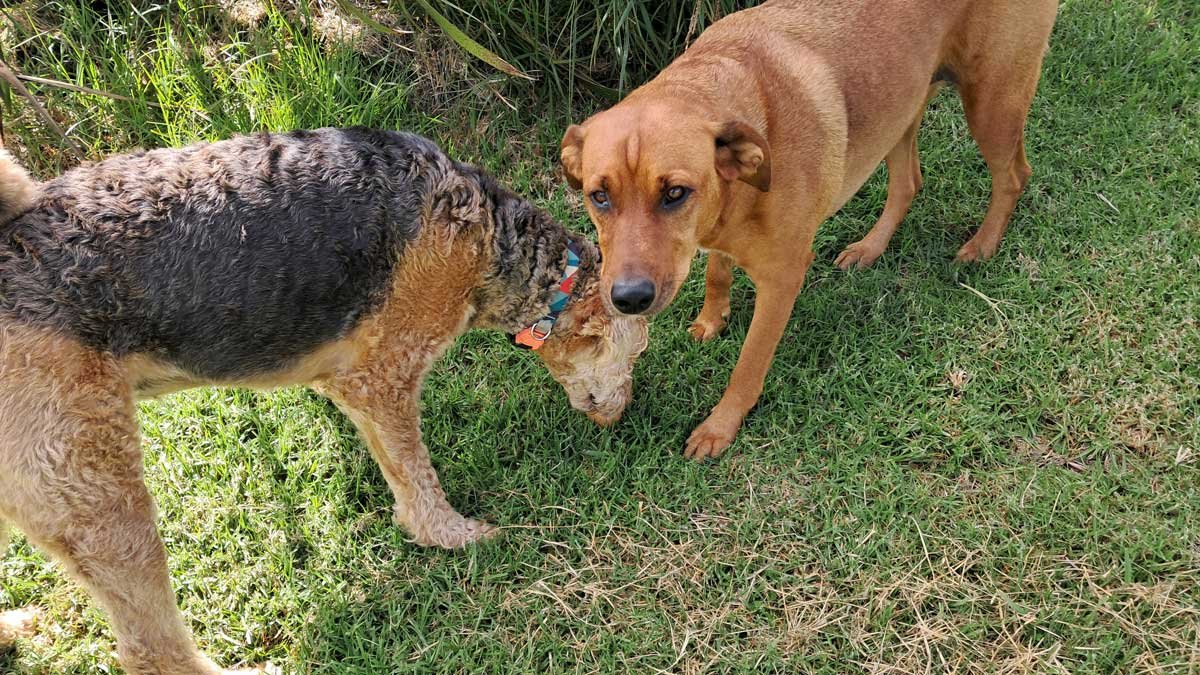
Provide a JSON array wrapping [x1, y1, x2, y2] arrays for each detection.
[[0, 608, 38, 645], [0, 130, 647, 673], [0, 148, 38, 225]]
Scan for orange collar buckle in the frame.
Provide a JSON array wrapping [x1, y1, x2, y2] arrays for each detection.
[[513, 317, 554, 350]]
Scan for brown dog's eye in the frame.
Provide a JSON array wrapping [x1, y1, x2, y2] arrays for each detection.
[[662, 185, 691, 209], [590, 190, 610, 209]]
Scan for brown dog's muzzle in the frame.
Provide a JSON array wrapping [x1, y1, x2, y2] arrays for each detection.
[[610, 276, 656, 315], [601, 223, 683, 317]]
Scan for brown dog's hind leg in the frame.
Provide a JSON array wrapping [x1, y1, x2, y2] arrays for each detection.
[[954, 78, 1036, 263], [0, 335, 241, 674], [18, 491, 236, 674], [953, 0, 1055, 264], [836, 94, 931, 270], [319, 365, 496, 550], [689, 252, 735, 341]]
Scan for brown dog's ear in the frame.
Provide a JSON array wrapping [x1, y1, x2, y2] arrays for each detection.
[[714, 121, 771, 192], [560, 124, 586, 190]]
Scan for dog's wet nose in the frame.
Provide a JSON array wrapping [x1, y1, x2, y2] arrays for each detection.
[[610, 277, 656, 314]]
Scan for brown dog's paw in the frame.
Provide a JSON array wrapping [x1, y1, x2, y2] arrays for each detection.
[[835, 239, 885, 270], [688, 314, 727, 342], [684, 415, 740, 461], [954, 236, 999, 263]]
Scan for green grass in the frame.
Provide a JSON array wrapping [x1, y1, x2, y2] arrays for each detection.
[[409, 0, 755, 101], [2, 0, 1199, 672]]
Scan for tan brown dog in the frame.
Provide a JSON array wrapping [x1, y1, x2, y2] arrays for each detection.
[[560, 0, 1057, 459]]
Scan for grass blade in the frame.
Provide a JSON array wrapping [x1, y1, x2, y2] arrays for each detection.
[[14, 74, 163, 108], [0, 58, 85, 162], [412, 0, 534, 80], [332, 0, 415, 52]]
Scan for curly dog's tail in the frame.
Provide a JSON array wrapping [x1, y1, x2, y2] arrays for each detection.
[[0, 147, 38, 226]]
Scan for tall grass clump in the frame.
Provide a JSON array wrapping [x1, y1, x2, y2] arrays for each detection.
[[409, 0, 757, 101], [0, 0, 434, 175], [1, 0, 760, 168]]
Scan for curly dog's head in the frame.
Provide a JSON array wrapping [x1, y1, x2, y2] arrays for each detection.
[[536, 290, 648, 426]]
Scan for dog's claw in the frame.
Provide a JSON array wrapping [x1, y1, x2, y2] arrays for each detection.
[[954, 236, 998, 263], [835, 239, 884, 270], [688, 317, 726, 342], [684, 416, 738, 461], [688, 305, 730, 342]]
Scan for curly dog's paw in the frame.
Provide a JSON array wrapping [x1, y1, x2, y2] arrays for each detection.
[[404, 510, 499, 549], [0, 607, 39, 644]]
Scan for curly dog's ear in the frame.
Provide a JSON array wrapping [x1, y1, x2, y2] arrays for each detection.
[[559, 124, 586, 190]]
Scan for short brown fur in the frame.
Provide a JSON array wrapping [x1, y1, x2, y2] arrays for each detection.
[[561, 0, 1057, 459]]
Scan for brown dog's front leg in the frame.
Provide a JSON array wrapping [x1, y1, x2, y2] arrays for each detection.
[[688, 252, 735, 341], [684, 254, 811, 460]]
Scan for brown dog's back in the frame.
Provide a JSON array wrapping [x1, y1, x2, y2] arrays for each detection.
[[664, 0, 1057, 208]]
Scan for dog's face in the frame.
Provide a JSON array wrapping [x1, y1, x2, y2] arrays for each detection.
[[535, 292, 649, 426], [560, 102, 770, 317]]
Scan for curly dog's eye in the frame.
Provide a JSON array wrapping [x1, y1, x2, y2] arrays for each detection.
[[661, 186, 690, 209], [590, 190, 610, 209]]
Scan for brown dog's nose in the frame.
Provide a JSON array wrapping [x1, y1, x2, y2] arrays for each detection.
[[611, 277, 656, 314]]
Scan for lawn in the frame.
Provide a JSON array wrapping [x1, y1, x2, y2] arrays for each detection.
[[1, 0, 1198, 672]]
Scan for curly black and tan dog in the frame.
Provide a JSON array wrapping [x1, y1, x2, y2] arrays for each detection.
[[0, 128, 647, 673]]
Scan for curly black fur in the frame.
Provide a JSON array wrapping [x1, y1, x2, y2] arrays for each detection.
[[457, 161, 600, 332], [0, 128, 590, 378]]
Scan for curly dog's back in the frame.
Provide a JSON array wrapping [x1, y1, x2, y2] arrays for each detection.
[[0, 128, 437, 378]]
